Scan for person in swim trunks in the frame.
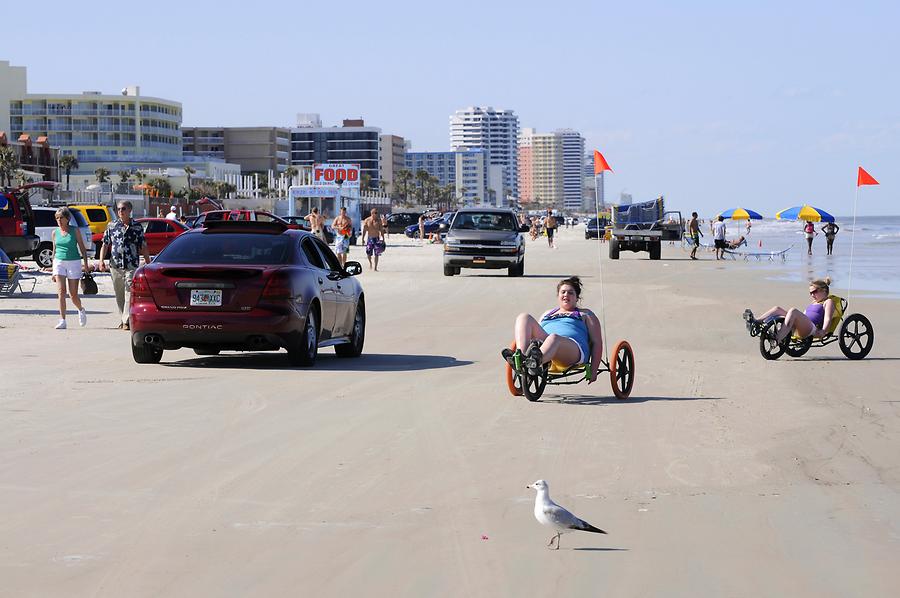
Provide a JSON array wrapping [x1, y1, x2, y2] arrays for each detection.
[[744, 277, 836, 345], [361, 208, 386, 271], [688, 212, 703, 260], [332, 207, 352, 267], [501, 276, 604, 382]]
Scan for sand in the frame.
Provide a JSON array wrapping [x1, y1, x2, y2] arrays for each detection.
[[1, 227, 898, 597]]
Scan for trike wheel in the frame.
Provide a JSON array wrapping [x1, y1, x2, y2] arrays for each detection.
[[759, 317, 786, 360], [839, 313, 874, 360], [609, 340, 635, 399], [785, 336, 813, 358], [521, 364, 548, 402], [505, 341, 523, 396]]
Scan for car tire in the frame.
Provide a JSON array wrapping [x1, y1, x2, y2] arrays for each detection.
[[193, 348, 220, 356], [287, 306, 318, 366], [443, 264, 457, 277], [610, 240, 620, 259], [335, 300, 365, 358], [649, 241, 661, 260], [132, 342, 163, 364], [508, 260, 524, 277], [33, 242, 54, 269]]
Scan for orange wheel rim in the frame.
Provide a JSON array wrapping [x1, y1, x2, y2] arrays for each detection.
[[609, 340, 635, 399]]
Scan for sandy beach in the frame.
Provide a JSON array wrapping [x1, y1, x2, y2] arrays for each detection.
[[1, 227, 898, 597]]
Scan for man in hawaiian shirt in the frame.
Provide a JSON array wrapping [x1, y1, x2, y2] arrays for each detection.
[[98, 201, 150, 330]]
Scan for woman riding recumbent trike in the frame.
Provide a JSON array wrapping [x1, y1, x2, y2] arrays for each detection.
[[501, 276, 634, 402], [743, 277, 874, 361]]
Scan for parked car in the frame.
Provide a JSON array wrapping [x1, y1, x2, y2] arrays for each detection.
[[31, 207, 93, 268], [129, 220, 366, 366], [0, 184, 41, 260], [442, 208, 527, 277], [386, 212, 422, 234], [136, 217, 190, 255], [584, 217, 609, 240], [405, 212, 455, 238], [191, 210, 295, 229]]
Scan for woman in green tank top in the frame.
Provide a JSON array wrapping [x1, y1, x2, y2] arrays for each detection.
[[51, 207, 90, 329]]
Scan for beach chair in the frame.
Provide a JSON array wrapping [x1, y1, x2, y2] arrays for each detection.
[[724, 244, 792, 262], [0, 262, 36, 296]]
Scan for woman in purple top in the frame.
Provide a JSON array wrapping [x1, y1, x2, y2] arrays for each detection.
[[745, 277, 835, 345]]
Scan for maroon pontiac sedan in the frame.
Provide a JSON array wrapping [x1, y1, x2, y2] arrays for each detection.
[[129, 220, 365, 366]]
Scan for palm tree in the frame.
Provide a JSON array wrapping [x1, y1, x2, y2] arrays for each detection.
[[360, 173, 372, 193], [0, 146, 20, 187], [415, 169, 431, 204], [117, 170, 131, 193], [147, 177, 171, 199], [94, 167, 111, 184], [183, 165, 196, 190], [395, 169, 413, 203], [58, 154, 79, 191], [283, 166, 299, 191]]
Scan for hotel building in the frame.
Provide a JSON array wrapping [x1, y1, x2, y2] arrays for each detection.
[[291, 116, 381, 187], [450, 106, 518, 200], [379, 134, 406, 194], [405, 147, 503, 205], [182, 126, 292, 173]]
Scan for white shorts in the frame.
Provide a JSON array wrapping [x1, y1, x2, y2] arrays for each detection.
[[53, 259, 83, 280]]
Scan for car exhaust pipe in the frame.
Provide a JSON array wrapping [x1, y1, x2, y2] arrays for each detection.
[[144, 334, 163, 346]]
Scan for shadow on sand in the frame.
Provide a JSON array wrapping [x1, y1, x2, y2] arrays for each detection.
[[571, 547, 630, 552], [0, 308, 111, 316], [162, 352, 473, 372], [539, 394, 724, 406]]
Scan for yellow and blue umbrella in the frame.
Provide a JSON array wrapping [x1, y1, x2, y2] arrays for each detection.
[[0, 192, 9, 211], [718, 207, 763, 220], [776, 204, 835, 223]]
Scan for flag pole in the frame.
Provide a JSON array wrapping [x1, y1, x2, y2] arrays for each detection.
[[846, 183, 859, 305], [593, 167, 608, 364]]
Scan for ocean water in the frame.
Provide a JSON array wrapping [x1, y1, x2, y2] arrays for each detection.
[[716, 215, 900, 298]]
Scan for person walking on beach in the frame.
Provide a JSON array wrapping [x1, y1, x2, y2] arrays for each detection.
[[51, 207, 90, 329], [821, 221, 840, 255], [362, 208, 386, 271], [713, 215, 727, 260], [418, 213, 426, 244], [98, 201, 150, 330], [332, 207, 352, 268], [544, 209, 558, 248], [306, 207, 326, 241], [688, 212, 703, 260], [804, 220, 816, 255]]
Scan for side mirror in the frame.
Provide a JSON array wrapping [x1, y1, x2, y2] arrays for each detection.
[[343, 261, 363, 276], [439, 223, 448, 231], [519, 223, 530, 232]]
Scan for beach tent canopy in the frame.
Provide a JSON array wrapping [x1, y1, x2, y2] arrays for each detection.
[[776, 204, 835, 223], [718, 207, 763, 220]]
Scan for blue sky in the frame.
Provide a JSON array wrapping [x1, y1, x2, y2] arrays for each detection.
[[5, 0, 898, 215]]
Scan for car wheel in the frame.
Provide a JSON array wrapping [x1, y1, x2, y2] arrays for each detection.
[[193, 348, 220, 356], [508, 260, 524, 277], [33, 243, 54, 269], [335, 300, 365, 358], [443, 264, 457, 277], [609, 240, 620, 259], [132, 342, 163, 364], [287, 306, 318, 366]]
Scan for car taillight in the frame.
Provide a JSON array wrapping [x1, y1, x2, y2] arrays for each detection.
[[16, 221, 25, 236], [131, 271, 152, 299], [262, 272, 292, 300]]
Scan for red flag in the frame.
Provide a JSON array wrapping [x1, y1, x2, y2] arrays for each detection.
[[857, 166, 879, 187], [593, 150, 612, 175]]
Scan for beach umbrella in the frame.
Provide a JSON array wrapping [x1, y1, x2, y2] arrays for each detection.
[[775, 204, 835, 222], [0, 192, 9, 211], [718, 207, 763, 220]]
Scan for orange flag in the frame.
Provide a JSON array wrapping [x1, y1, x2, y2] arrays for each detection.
[[857, 166, 879, 187], [593, 150, 612, 175]]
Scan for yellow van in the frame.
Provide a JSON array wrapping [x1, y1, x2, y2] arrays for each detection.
[[69, 204, 113, 256]]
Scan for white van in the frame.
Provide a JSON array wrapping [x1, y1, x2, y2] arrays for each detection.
[[31, 207, 93, 268]]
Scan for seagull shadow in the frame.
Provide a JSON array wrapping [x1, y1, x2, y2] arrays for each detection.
[[541, 394, 724, 406]]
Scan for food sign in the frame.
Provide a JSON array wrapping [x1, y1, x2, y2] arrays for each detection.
[[312, 163, 360, 189]]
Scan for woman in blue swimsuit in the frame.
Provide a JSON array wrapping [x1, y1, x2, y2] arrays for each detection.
[[745, 277, 835, 345], [502, 276, 604, 383]]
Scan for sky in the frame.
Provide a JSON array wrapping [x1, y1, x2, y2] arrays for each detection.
[[4, 0, 898, 215]]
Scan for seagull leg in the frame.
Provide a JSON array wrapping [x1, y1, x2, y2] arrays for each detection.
[[555, 533, 561, 550], [547, 535, 556, 548]]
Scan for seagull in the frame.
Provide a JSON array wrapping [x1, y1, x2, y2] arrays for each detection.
[[527, 479, 607, 549]]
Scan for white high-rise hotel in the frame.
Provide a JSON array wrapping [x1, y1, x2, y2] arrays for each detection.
[[450, 107, 519, 202], [557, 129, 585, 211], [518, 128, 585, 211]]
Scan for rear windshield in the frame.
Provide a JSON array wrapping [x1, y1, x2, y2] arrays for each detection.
[[156, 233, 293, 265], [452, 212, 518, 231], [84, 208, 108, 222]]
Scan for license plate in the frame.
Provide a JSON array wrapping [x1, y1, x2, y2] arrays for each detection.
[[190, 289, 222, 306], [473, 257, 486, 264]]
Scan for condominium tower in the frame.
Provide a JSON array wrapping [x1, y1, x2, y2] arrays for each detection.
[[290, 116, 381, 187], [556, 129, 585, 211], [405, 147, 503, 205], [450, 106, 518, 202], [182, 126, 292, 173], [518, 128, 585, 210]]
